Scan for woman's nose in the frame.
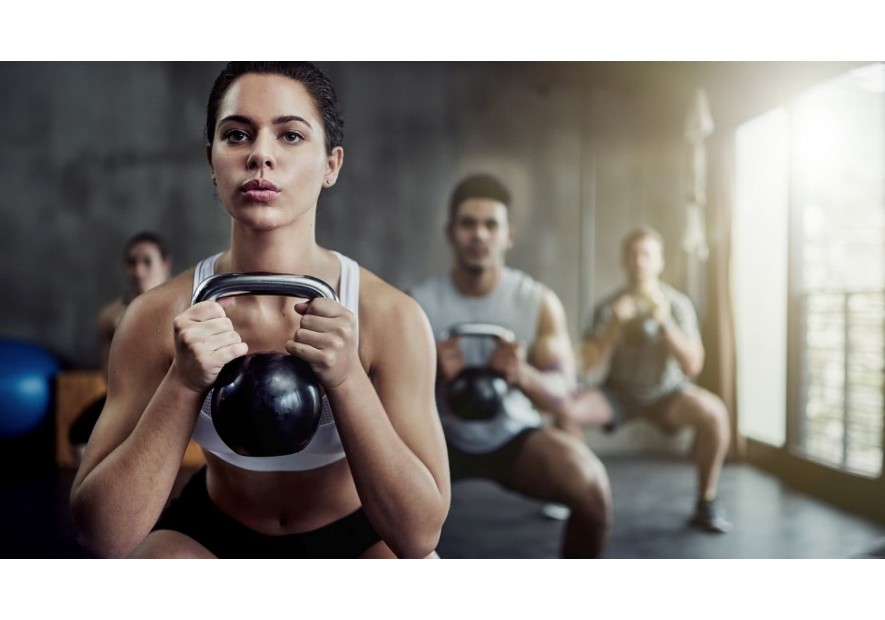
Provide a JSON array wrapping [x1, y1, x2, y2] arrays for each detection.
[[247, 132, 275, 170]]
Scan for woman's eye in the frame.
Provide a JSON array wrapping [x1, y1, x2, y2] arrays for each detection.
[[223, 129, 248, 143], [282, 131, 303, 144]]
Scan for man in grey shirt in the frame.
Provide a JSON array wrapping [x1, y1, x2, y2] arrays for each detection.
[[564, 227, 733, 533], [411, 174, 611, 558]]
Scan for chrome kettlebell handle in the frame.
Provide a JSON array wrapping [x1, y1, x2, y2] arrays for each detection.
[[192, 273, 339, 305], [444, 322, 515, 343]]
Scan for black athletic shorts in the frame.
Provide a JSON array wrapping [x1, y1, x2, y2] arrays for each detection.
[[152, 467, 382, 558], [446, 427, 538, 487]]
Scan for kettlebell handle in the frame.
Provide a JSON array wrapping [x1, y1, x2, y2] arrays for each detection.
[[192, 273, 339, 305], [444, 322, 515, 343]]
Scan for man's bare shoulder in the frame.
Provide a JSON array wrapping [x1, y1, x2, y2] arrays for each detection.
[[535, 283, 569, 325]]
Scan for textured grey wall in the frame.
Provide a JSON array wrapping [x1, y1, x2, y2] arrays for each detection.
[[1, 62, 229, 368]]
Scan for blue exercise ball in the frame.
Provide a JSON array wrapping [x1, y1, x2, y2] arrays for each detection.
[[0, 338, 61, 439]]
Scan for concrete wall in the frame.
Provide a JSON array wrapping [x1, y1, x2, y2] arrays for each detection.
[[1, 62, 229, 368], [0, 61, 704, 455]]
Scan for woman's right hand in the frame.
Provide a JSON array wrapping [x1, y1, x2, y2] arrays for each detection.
[[170, 298, 248, 393]]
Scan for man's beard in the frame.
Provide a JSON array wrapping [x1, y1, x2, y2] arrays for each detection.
[[458, 256, 490, 275]]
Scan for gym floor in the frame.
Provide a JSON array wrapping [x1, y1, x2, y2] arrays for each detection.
[[3, 454, 884, 559]]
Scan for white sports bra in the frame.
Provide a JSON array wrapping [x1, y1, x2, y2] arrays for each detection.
[[189, 251, 360, 472]]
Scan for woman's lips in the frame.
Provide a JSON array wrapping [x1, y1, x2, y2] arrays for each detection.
[[241, 189, 279, 202], [240, 179, 281, 202]]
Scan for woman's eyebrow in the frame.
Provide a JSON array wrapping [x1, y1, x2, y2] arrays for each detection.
[[217, 114, 314, 130], [274, 115, 312, 129], [218, 114, 252, 126]]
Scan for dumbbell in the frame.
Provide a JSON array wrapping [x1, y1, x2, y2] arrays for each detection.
[[192, 272, 339, 457], [443, 323, 516, 421]]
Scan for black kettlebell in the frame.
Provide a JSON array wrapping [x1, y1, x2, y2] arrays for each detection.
[[192, 272, 339, 457], [444, 323, 516, 421], [448, 366, 509, 421]]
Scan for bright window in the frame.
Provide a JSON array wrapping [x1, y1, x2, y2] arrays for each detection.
[[735, 64, 885, 477], [734, 108, 789, 447], [792, 68, 885, 477]]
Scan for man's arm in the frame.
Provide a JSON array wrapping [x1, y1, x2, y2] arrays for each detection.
[[650, 289, 705, 378], [580, 293, 635, 374], [490, 288, 576, 414]]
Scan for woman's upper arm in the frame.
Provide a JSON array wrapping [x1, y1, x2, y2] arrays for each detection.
[[96, 304, 117, 374], [365, 286, 449, 488], [74, 290, 175, 486]]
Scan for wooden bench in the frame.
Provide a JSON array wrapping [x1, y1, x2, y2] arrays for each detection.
[[56, 370, 205, 469]]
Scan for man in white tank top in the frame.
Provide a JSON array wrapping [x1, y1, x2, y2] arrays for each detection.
[[411, 174, 612, 558]]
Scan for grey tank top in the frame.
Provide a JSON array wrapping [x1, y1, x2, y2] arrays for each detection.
[[410, 268, 545, 453], [190, 251, 359, 471], [587, 282, 699, 403]]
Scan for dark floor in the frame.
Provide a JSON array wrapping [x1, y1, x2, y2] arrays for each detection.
[[3, 456, 884, 559], [437, 455, 885, 559]]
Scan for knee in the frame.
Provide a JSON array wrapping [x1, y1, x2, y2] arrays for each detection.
[[126, 534, 173, 559], [565, 389, 609, 424], [127, 531, 215, 559], [697, 397, 730, 440], [581, 474, 613, 538], [563, 450, 613, 530], [552, 394, 583, 429]]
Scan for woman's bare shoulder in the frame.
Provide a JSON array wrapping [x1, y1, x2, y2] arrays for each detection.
[[357, 267, 433, 358], [358, 267, 427, 322], [113, 268, 197, 349], [96, 297, 125, 331]]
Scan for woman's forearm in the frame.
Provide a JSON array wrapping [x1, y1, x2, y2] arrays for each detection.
[[71, 369, 203, 558], [325, 371, 447, 559]]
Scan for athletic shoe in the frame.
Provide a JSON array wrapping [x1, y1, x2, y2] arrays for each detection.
[[689, 498, 733, 534], [540, 502, 571, 521]]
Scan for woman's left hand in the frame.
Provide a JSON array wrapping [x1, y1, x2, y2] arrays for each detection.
[[287, 298, 361, 390]]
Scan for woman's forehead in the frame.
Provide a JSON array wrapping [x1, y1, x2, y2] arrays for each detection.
[[218, 73, 318, 121]]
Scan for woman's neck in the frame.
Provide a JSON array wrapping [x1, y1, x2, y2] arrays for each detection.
[[216, 222, 341, 305], [223, 221, 322, 274]]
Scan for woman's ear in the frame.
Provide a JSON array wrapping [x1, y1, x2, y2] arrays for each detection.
[[323, 146, 344, 187], [206, 144, 216, 185]]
